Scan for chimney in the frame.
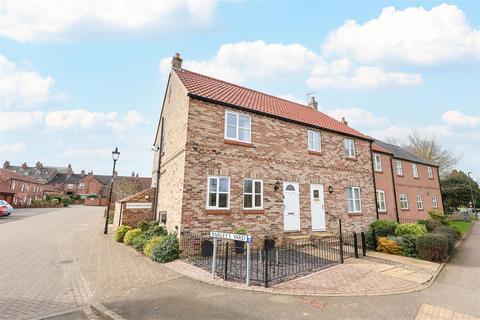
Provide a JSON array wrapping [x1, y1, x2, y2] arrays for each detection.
[[131, 171, 135, 177], [81, 169, 86, 177], [308, 96, 318, 111], [35, 161, 43, 169], [67, 163, 73, 176], [136, 173, 139, 178], [3, 161, 10, 169], [21, 162, 28, 170], [171, 53, 182, 69], [88, 170, 93, 176], [341, 117, 348, 126]]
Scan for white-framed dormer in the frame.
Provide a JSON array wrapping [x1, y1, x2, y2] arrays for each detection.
[[224, 110, 251, 143]]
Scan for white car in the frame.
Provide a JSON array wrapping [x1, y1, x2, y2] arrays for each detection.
[[0, 200, 14, 216]]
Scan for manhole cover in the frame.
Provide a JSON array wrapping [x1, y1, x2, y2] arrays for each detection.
[[58, 259, 73, 265]]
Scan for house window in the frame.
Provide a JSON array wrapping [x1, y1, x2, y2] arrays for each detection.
[[26, 184, 29, 191], [373, 154, 382, 172], [400, 193, 409, 210], [243, 179, 262, 209], [416, 194, 423, 210], [67, 184, 74, 190], [21, 184, 25, 192], [79, 183, 85, 190], [376, 190, 386, 212], [308, 130, 321, 152], [412, 163, 419, 178], [432, 195, 438, 208], [344, 139, 356, 158], [396, 160, 403, 176], [207, 176, 230, 209], [225, 111, 251, 143], [11, 181, 15, 190], [346, 186, 362, 213], [428, 167, 433, 179]]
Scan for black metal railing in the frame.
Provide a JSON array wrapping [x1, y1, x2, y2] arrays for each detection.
[[180, 229, 368, 287]]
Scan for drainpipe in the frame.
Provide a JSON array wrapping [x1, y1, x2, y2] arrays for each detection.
[[390, 157, 400, 223], [152, 117, 165, 221], [436, 166, 444, 212], [369, 142, 379, 220]]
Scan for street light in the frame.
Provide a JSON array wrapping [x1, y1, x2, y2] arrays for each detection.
[[467, 172, 477, 220], [104, 147, 120, 234]]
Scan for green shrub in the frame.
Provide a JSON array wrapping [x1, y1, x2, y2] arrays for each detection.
[[371, 220, 398, 237], [50, 198, 60, 206], [144, 236, 164, 257], [376, 237, 402, 255], [132, 235, 148, 252], [416, 233, 449, 262], [395, 223, 427, 236], [433, 226, 459, 254], [150, 234, 179, 263], [124, 228, 142, 245], [398, 235, 418, 258], [143, 224, 167, 239], [448, 224, 463, 238], [137, 221, 150, 232], [429, 210, 448, 225], [114, 225, 131, 242], [73, 194, 81, 201], [235, 227, 248, 235], [33, 199, 42, 206], [61, 196, 71, 207], [417, 219, 441, 232]]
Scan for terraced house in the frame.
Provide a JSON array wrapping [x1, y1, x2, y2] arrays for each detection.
[[152, 54, 381, 242]]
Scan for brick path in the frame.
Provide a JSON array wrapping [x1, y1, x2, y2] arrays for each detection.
[[0, 206, 181, 320], [416, 304, 479, 320]]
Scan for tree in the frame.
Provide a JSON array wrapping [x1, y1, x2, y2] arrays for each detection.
[[404, 131, 460, 176], [441, 170, 480, 212], [111, 177, 142, 202]]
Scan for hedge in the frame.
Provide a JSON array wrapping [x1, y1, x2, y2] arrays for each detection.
[[124, 228, 142, 245], [144, 236, 164, 258], [115, 225, 131, 242], [371, 220, 398, 237], [150, 234, 179, 263], [377, 237, 402, 255], [398, 235, 418, 258], [416, 233, 449, 262]]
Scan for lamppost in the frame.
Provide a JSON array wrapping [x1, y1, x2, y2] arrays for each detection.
[[104, 147, 120, 234], [467, 172, 477, 220]]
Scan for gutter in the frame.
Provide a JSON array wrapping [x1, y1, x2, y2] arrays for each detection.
[[436, 167, 444, 212]]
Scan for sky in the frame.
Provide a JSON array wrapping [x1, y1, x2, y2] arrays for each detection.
[[0, 0, 479, 179]]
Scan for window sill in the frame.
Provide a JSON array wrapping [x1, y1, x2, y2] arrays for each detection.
[[205, 209, 231, 215], [346, 156, 357, 161], [397, 174, 404, 177], [242, 209, 264, 214], [378, 211, 387, 214], [413, 177, 420, 180], [224, 139, 253, 148], [400, 208, 410, 211], [418, 208, 424, 211], [308, 150, 322, 156], [375, 170, 383, 174], [348, 212, 363, 216]]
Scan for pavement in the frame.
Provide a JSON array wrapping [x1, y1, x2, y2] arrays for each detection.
[[1, 206, 479, 320]]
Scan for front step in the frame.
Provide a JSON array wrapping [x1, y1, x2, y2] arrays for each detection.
[[311, 232, 336, 239]]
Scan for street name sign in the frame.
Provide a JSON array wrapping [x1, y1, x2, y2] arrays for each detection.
[[210, 231, 253, 243], [125, 203, 152, 209]]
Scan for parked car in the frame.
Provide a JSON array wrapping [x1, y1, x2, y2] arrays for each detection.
[[0, 200, 14, 216]]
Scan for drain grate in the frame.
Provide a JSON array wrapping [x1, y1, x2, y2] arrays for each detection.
[[58, 259, 73, 265]]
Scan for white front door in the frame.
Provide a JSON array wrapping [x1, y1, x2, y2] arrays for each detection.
[[310, 184, 326, 231], [283, 182, 300, 231]]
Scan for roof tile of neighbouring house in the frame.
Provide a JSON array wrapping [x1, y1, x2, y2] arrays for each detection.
[[372, 142, 393, 154], [374, 140, 437, 167], [173, 68, 372, 140], [0, 168, 42, 184]]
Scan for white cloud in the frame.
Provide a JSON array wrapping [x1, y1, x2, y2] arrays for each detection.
[[307, 58, 423, 89], [0, 111, 44, 132], [323, 4, 480, 65], [59, 148, 113, 159], [44, 109, 117, 130], [441, 110, 479, 127], [107, 110, 147, 133], [0, 0, 217, 42], [0, 55, 53, 109], [326, 107, 390, 128], [0, 143, 27, 154], [160, 40, 318, 84]]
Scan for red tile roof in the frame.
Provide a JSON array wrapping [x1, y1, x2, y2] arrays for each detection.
[[372, 142, 393, 154], [0, 168, 42, 184], [173, 68, 372, 140]]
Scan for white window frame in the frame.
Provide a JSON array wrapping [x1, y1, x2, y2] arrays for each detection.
[[412, 163, 419, 178], [307, 130, 321, 152], [346, 186, 362, 213], [396, 160, 403, 176], [21, 184, 25, 192], [400, 193, 409, 210], [206, 176, 230, 210], [427, 166, 433, 179], [432, 195, 438, 209], [344, 139, 356, 158], [67, 184, 74, 190], [224, 110, 251, 143], [79, 183, 85, 190], [376, 190, 386, 212], [416, 194, 423, 210], [243, 178, 263, 210], [373, 154, 382, 172], [11, 181, 15, 190]]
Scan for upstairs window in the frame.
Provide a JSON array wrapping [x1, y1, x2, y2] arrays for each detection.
[[225, 111, 251, 143], [376, 190, 386, 212], [346, 186, 362, 213], [207, 176, 230, 209], [67, 184, 74, 190], [416, 194, 423, 210], [243, 179, 263, 209], [21, 184, 25, 192], [373, 154, 382, 172], [428, 166, 433, 179], [79, 183, 85, 190], [400, 193, 409, 210], [412, 163, 419, 178], [396, 160, 403, 176], [308, 130, 321, 152], [432, 195, 438, 208], [11, 181, 15, 190], [344, 139, 356, 158]]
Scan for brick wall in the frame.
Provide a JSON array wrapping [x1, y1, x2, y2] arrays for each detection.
[[179, 98, 377, 242], [118, 188, 155, 227], [373, 152, 397, 221]]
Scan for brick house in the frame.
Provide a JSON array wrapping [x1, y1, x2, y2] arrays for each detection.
[[0, 168, 45, 206], [151, 54, 378, 242], [372, 141, 443, 221]]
